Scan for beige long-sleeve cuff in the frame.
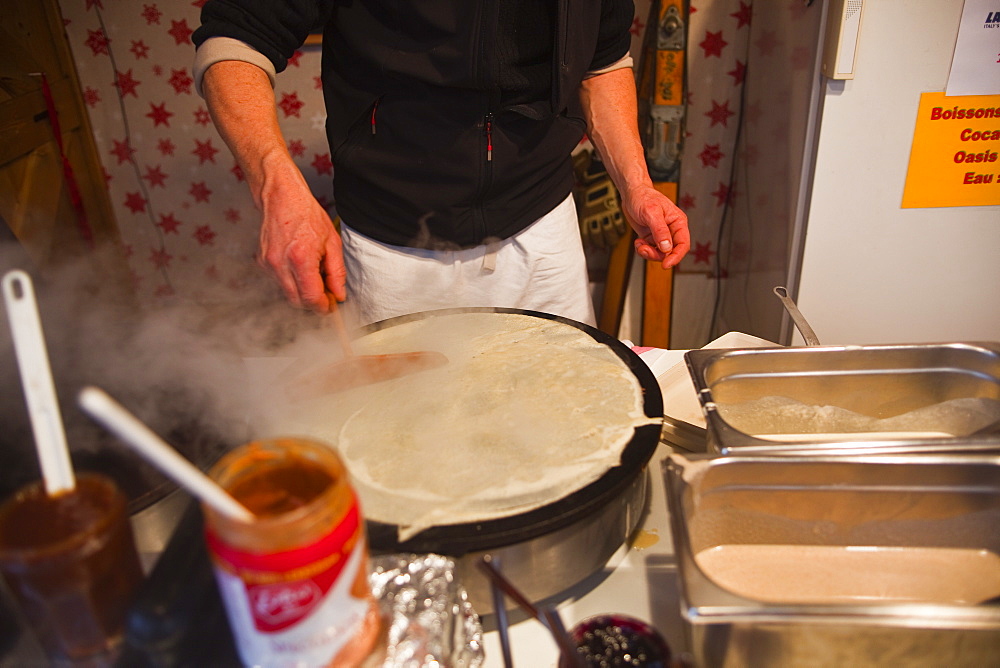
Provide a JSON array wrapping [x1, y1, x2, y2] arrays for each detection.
[[584, 52, 634, 79], [193, 36, 278, 98]]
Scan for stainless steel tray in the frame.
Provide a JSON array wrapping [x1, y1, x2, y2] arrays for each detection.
[[663, 453, 1000, 667], [684, 342, 1000, 455]]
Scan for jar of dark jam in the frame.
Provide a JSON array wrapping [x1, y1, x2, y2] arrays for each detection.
[[203, 437, 383, 667], [0, 472, 142, 665], [560, 613, 672, 668]]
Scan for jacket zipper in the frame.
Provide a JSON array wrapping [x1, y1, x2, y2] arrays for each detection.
[[484, 112, 493, 162], [473, 0, 500, 242]]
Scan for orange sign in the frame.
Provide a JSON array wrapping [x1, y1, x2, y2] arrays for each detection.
[[901, 92, 1000, 208]]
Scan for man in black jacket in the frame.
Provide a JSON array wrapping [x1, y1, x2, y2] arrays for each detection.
[[194, 0, 689, 325]]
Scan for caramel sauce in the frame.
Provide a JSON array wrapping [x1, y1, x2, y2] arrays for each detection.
[[0, 474, 142, 661], [227, 457, 334, 517], [0, 476, 114, 552]]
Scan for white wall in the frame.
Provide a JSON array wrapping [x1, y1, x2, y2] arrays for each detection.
[[796, 0, 1000, 345]]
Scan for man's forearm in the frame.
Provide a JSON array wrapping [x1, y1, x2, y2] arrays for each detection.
[[579, 66, 690, 267], [578, 67, 653, 197], [201, 60, 299, 208]]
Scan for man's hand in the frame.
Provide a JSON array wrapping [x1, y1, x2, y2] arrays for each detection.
[[258, 167, 346, 312], [620, 183, 690, 269]]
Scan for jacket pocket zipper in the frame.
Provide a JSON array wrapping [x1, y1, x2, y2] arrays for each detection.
[[484, 112, 494, 162]]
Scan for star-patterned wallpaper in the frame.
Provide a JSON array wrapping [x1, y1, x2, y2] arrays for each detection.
[[56, 0, 819, 346], [58, 0, 329, 305]]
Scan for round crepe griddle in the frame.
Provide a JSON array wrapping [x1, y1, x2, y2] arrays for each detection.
[[357, 308, 663, 556]]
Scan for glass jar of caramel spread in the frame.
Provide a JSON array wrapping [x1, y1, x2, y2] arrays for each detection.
[[203, 437, 383, 667], [0, 472, 142, 665]]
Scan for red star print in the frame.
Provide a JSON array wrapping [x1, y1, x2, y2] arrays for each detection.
[[168, 19, 193, 46], [223, 208, 241, 223], [313, 76, 323, 90], [85, 0, 103, 9], [141, 4, 163, 24], [706, 100, 735, 127], [192, 0, 208, 8], [143, 165, 168, 188], [194, 107, 211, 125], [154, 284, 176, 298], [630, 16, 645, 37], [278, 92, 305, 118], [699, 31, 727, 58], [755, 30, 779, 57], [231, 164, 245, 181], [157, 213, 181, 234], [168, 68, 193, 94], [83, 87, 101, 107], [727, 60, 746, 86], [189, 182, 212, 203], [130, 40, 150, 59], [678, 193, 696, 210], [698, 143, 724, 168], [205, 264, 220, 280], [85, 29, 110, 56], [193, 139, 219, 164], [711, 182, 731, 207], [115, 69, 141, 98], [152, 65, 163, 76], [124, 192, 147, 214], [311, 153, 333, 175], [287, 139, 305, 158], [287, 51, 304, 68], [110, 138, 135, 165], [692, 241, 716, 265], [791, 45, 812, 70], [103, 168, 112, 185], [146, 102, 173, 127], [730, 2, 752, 29], [193, 225, 216, 246], [157, 138, 176, 156]]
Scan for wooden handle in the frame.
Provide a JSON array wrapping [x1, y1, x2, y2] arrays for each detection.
[[327, 296, 354, 358]]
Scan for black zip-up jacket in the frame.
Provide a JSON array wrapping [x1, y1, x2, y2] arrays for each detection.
[[194, 0, 634, 249]]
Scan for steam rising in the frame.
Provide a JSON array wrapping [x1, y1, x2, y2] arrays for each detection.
[[0, 242, 343, 492]]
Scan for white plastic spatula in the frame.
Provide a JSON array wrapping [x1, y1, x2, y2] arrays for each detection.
[[2, 269, 76, 496], [78, 386, 254, 523]]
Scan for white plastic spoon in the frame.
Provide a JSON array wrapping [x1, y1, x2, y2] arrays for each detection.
[[2, 270, 75, 496], [78, 386, 255, 523]]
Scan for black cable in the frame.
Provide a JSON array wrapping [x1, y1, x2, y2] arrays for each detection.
[[707, 33, 751, 341]]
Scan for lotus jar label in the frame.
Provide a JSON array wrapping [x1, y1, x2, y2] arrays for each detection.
[[206, 503, 369, 664]]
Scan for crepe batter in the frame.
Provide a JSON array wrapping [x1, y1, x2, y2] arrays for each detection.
[[694, 543, 1000, 604]]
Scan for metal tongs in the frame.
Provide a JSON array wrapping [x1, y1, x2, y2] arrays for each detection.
[[478, 555, 585, 668]]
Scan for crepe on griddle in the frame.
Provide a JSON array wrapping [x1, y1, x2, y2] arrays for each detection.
[[277, 313, 656, 540]]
